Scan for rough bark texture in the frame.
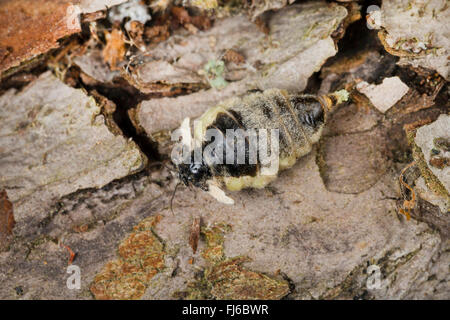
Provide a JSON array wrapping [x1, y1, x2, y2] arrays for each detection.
[[0, 72, 146, 241], [134, 3, 347, 135], [379, 0, 449, 80], [0, 0, 448, 300], [0, 0, 80, 75]]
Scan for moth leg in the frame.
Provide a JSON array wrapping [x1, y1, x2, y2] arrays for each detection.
[[207, 181, 235, 205], [179, 117, 192, 149]]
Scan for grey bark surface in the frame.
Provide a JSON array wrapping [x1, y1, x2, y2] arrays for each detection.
[[0, 0, 448, 300], [135, 3, 347, 134]]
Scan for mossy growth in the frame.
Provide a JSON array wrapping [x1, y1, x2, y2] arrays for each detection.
[[203, 59, 228, 89], [175, 223, 290, 300], [406, 127, 449, 201], [90, 215, 165, 300]]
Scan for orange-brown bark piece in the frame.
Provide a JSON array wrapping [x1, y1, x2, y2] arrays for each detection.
[[189, 217, 201, 254], [223, 49, 245, 65], [0, 190, 15, 252], [171, 6, 191, 25], [60, 242, 76, 265], [102, 28, 127, 70], [191, 15, 212, 31], [90, 215, 165, 300], [398, 162, 417, 221], [0, 0, 81, 75], [145, 25, 170, 44]]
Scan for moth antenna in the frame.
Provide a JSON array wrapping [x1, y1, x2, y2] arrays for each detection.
[[170, 181, 182, 216]]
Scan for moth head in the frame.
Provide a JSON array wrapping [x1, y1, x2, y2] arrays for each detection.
[[173, 118, 234, 205], [177, 160, 212, 190]]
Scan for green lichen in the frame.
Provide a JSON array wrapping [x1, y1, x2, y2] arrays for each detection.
[[204, 59, 228, 89], [201, 223, 231, 263], [406, 129, 449, 200], [206, 256, 290, 300], [175, 223, 290, 300], [190, 0, 218, 10], [332, 89, 350, 105], [90, 215, 165, 300]]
